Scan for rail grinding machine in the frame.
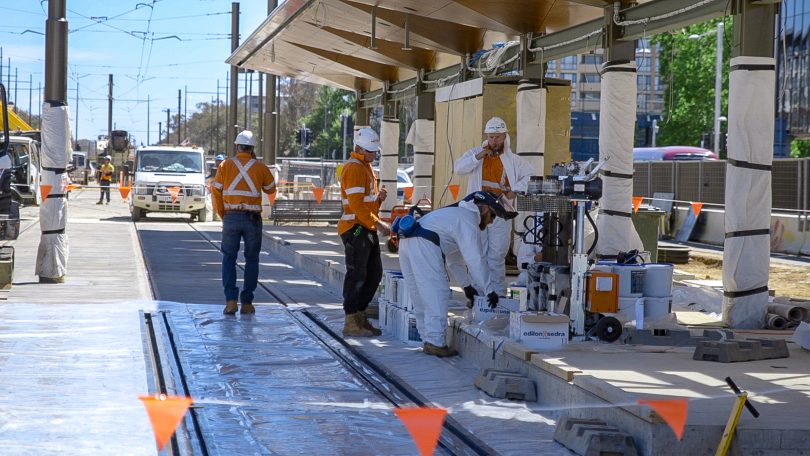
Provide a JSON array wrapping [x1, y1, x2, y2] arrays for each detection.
[[516, 159, 623, 342]]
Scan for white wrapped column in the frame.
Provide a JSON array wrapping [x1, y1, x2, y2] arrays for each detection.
[[722, 56, 775, 329], [595, 61, 643, 258], [515, 80, 546, 256], [36, 103, 71, 281], [405, 119, 434, 203], [379, 119, 399, 219]]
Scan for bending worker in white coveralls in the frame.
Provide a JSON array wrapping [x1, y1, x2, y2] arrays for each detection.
[[396, 191, 517, 357], [455, 117, 535, 295]]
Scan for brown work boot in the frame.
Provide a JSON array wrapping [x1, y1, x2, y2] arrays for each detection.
[[223, 300, 238, 315], [358, 310, 382, 336], [240, 303, 255, 314], [342, 313, 374, 337], [423, 342, 458, 358]]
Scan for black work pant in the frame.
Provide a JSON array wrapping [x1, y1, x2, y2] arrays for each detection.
[[341, 225, 382, 315], [98, 180, 110, 202]]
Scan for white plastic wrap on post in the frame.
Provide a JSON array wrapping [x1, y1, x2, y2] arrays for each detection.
[[516, 81, 546, 256], [595, 61, 644, 257], [36, 103, 71, 280], [379, 119, 399, 218], [405, 119, 434, 202], [722, 56, 775, 329]]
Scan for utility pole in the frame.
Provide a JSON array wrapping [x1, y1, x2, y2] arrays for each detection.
[[74, 78, 78, 144], [244, 69, 249, 131], [257, 72, 263, 158], [147, 95, 151, 145], [107, 74, 113, 149], [228, 2, 239, 147], [29, 74, 33, 125], [184, 84, 188, 141], [265, 0, 278, 163], [37, 0, 69, 283], [216, 79, 221, 152], [165, 108, 170, 144], [177, 89, 182, 144], [158, 121, 162, 145], [14, 67, 17, 106]]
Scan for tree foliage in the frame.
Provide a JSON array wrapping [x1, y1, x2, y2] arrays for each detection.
[[652, 19, 731, 153], [298, 86, 355, 159], [790, 139, 810, 158]]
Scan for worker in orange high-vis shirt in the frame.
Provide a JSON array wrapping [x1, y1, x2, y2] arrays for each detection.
[[338, 127, 391, 337], [211, 130, 276, 316]]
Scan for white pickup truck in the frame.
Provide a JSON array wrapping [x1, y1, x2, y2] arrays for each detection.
[[129, 146, 210, 222]]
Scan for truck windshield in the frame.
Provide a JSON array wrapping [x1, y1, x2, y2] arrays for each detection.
[[137, 151, 202, 173]]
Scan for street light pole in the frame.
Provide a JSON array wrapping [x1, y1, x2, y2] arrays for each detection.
[[713, 21, 723, 155]]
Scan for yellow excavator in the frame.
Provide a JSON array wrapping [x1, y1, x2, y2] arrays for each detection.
[[0, 101, 34, 132]]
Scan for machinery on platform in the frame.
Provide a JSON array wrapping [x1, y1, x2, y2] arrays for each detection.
[[517, 159, 623, 342]]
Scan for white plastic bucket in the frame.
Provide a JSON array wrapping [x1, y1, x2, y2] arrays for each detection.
[[644, 296, 672, 318], [612, 264, 645, 298], [643, 263, 674, 298]]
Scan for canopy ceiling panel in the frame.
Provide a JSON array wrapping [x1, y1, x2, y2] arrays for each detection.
[[228, 0, 647, 90]]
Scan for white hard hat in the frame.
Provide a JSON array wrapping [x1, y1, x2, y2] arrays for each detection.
[[484, 117, 508, 134], [354, 127, 381, 152], [104, 155, 112, 160], [235, 130, 256, 147]]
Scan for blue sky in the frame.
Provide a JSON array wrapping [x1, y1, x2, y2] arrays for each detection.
[[0, 0, 270, 146]]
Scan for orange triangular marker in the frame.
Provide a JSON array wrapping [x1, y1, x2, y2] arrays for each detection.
[[269, 191, 277, 205], [632, 196, 643, 213], [119, 186, 131, 199], [139, 394, 193, 450], [167, 186, 181, 203], [313, 187, 324, 204], [67, 184, 79, 192], [448, 184, 460, 201], [691, 202, 703, 217], [637, 398, 688, 440], [395, 407, 447, 456], [403, 186, 414, 201], [40, 184, 52, 201]]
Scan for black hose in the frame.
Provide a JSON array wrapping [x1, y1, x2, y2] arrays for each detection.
[[585, 207, 598, 256]]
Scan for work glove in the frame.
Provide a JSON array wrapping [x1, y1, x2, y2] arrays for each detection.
[[463, 285, 478, 309], [487, 291, 499, 309]]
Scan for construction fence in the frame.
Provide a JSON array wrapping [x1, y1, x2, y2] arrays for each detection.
[[632, 158, 810, 213]]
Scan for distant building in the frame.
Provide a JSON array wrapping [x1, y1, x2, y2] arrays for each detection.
[[776, 1, 810, 155], [546, 45, 664, 160]]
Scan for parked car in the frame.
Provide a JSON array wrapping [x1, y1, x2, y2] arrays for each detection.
[[633, 146, 718, 161], [373, 167, 414, 204]]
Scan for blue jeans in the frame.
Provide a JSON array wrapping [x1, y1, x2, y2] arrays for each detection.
[[221, 212, 263, 303]]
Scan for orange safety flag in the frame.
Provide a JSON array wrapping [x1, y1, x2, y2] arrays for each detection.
[[691, 202, 703, 217], [637, 398, 688, 440], [632, 196, 644, 213], [139, 394, 193, 450], [119, 186, 131, 199], [67, 184, 79, 192], [448, 184, 460, 201], [312, 187, 325, 204], [403, 186, 414, 201], [268, 191, 277, 205], [40, 184, 52, 201], [167, 186, 181, 203], [394, 407, 447, 456]]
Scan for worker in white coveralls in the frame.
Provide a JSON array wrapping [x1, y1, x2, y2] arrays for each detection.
[[396, 191, 517, 357], [454, 117, 535, 295]]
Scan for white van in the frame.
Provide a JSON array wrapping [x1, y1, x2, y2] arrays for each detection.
[[5, 135, 42, 206], [130, 146, 210, 222]]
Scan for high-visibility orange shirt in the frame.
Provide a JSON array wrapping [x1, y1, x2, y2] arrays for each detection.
[[210, 152, 276, 217], [338, 152, 381, 235], [481, 155, 510, 196]]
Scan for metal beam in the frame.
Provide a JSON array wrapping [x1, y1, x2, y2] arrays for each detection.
[[620, 0, 729, 41], [528, 18, 604, 64], [732, 0, 777, 58], [357, 88, 383, 109], [314, 24, 437, 71], [287, 42, 399, 81], [341, 0, 485, 56]]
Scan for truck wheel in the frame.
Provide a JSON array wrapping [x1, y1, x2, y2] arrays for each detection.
[[131, 207, 143, 222], [197, 207, 210, 223]]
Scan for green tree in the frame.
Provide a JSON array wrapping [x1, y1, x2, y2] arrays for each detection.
[[652, 19, 731, 154], [298, 86, 355, 159], [790, 139, 810, 158]]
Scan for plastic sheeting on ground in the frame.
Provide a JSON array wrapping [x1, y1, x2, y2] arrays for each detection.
[[379, 119, 399, 219], [595, 61, 643, 258], [722, 56, 775, 329], [405, 119, 434, 202]]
